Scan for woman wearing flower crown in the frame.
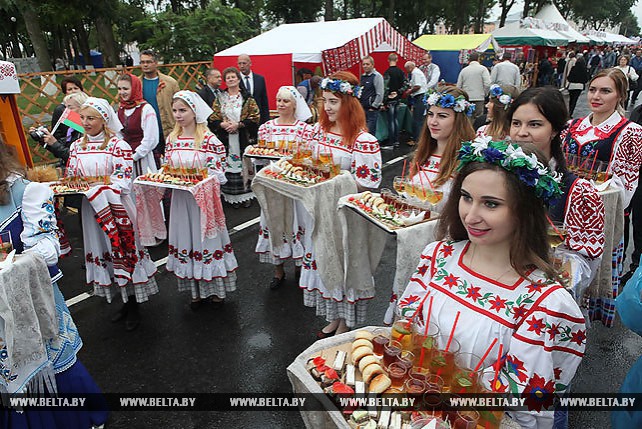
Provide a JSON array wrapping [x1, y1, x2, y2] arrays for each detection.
[[407, 84, 475, 211], [302, 71, 382, 337], [397, 140, 585, 429], [164, 90, 238, 309], [67, 97, 158, 331], [476, 84, 519, 140], [254, 86, 312, 289]]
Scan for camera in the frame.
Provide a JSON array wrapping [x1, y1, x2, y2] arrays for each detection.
[[29, 126, 48, 142]]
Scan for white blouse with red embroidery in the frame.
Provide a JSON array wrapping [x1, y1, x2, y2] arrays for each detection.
[[398, 240, 586, 429], [164, 131, 227, 185]]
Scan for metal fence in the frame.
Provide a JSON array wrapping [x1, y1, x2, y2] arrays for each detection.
[[17, 61, 211, 165]]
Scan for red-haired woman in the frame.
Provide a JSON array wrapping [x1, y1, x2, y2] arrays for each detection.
[[300, 71, 382, 337]]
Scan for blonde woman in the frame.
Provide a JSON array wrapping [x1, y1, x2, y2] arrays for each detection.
[[67, 97, 158, 331]]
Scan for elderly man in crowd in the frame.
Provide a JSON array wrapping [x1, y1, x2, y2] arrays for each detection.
[[419, 52, 440, 91], [490, 52, 521, 88], [404, 60, 427, 146], [238, 54, 270, 124], [359, 56, 385, 136], [457, 52, 490, 120], [198, 68, 222, 108]]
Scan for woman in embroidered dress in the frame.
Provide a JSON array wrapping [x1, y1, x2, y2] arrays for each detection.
[[165, 90, 238, 309], [0, 139, 108, 428], [476, 84, 519, 140], [301, 71, 382, 338], [397, 141, 585, 429], [211, 67, 260, 208], [408, 84, 475, 212], [509, 87, 605, 278], [254, 86, 312, 289], [67, 97, 158, 331], [561, 68, 642, 323], [117, 73, 159, 177]]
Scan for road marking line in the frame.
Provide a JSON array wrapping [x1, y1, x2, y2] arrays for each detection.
[[66, 154, 408, 308]]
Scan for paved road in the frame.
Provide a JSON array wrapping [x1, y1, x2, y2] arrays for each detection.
[[56, 93, 641, 428]]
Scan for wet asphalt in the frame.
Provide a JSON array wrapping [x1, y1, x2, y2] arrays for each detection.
[[56, 94, 642, 428]]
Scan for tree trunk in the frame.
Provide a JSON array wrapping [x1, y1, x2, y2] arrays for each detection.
[[522, 0, 531, 18], [499, 0, 515, 27], [352, 0, 360, 17], [95, 16, 119, 67], [14, 0, 51, 71], [75, 23, 92, 68], [387, 0, 395, 24], [325, 0, 334, 20]]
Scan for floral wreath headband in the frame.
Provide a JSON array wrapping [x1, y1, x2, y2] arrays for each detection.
[[489, 84, 513, 109], [458, 137, 563, 204], [320, 78, 363, 98], [424, 89, 475, 116]]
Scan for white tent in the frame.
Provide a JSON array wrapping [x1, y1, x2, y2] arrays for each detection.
[[493, 20, 570, 46], [534, 4, 590, 44]]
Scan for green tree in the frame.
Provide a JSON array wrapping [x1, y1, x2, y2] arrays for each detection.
[[264, 0, 321, 23], [619, 9, 640, 36]]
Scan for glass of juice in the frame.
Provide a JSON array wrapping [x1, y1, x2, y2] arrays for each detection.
[[450, 352, 482, 394], [388, 362, 408, 389], [391, 318, 414, 351], [453, 410, 480, 429], [393, 176, 405, 194], [429, 338, 460, 389], [412, 322, 440, 368], [409, 366, 430, 382], [383, 340, 403, 369], [398, 350, 415, 371], [419, 392, 446, 420], [372, 328, 389, 357], [266, 139, 275, 149], [404, 180, 415, 198], [257, 139, 265, 148], [404, 378, 427, 395], [318, 146, 333, 165]]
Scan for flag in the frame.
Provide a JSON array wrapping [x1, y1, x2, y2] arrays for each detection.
[[58, 108, 84, 134]]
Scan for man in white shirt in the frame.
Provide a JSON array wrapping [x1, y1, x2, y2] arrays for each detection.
[[490, 53, 521, 88], [404, 61, 428, 145], [419, 52, 440, 90], [457, 52, 491, 119]]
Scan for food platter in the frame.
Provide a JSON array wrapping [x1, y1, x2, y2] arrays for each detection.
[[260, 159, 338, 188], [244, 146, 290, 160]]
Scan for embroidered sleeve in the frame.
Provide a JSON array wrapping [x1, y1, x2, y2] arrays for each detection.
[[204, 133, 227, 185], [564, 179, 605, 258], [110, 139, 134, 193], [475, 125, 488, 139], [611, 122, 642, 206], [351, 132, 382, 188], [493, 287, 586, 429], [257, 121, 270, 143], [162, 136, 172, 167], [397, 241, 442, 321], [65, 140, 81, 177], [20, 182, 60, 265]]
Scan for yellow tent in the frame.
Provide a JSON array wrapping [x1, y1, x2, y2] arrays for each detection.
[[413, 34, 501, 52]]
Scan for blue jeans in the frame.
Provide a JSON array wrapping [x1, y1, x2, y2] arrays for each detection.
[[387, 102, 399, 144], [365, 109, 378, 136], [410, 95, 426, 141]]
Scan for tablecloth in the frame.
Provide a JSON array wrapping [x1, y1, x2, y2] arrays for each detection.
[[375, 103, 413, 142]]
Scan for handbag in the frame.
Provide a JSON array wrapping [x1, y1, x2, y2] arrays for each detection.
[[627, 67, 637, 90]]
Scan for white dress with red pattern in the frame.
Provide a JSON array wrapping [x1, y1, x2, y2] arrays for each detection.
[[67, 133, 158, 303], [164, 132, 238, 299], [397, 240, 586, 429], [255, 119, 311, 266], [408, 154, 452, 212], [300, 124, 382, 327]]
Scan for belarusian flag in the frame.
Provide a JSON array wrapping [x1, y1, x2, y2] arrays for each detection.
[[59, 108, 84, 133]]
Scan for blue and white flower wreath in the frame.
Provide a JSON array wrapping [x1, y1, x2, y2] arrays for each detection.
[[489, 84, 513, 109], [458, 136, 563, 204], [320, 78, 363, 98], [423, 88, 475, 116]]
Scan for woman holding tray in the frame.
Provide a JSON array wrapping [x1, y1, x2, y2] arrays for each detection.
[[67, 97, 158, 331], [211, 67, 260, 208], [301, 71, 382, 338], [406, 84, 475, 211], [254, 86, 312, 289], [164, 90, 238, 309], [397, 140, 586, 429], [0, 138, 108, 428], [476, 84, 519, 140], [117, 73, 159, 177]]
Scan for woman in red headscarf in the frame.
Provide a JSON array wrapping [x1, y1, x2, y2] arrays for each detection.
[[117, 73, 159, 177]]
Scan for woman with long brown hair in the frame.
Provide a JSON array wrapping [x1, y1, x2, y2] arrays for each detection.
[[476, 83, 519, 140], [398, 141, 585, 428], [300, 71, 382, 338], [407, 83, 475, 210]]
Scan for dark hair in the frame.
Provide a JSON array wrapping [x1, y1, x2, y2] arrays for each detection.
[[204, 68, 220, 78], [590, 67, 628, 114], [222, 67, 249, 97], [297, 68, 313, 78], [436, 144, 558, 280], [507, 87, 569, 172], [469, 52, 480, 62], [502, 52, 512, 61], [140, 49, 158, 62], [61, 76, 83, 94], [0, 137, 25, 205]]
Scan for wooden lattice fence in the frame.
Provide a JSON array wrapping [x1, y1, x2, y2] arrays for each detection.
[[17, 61, 211, 165]]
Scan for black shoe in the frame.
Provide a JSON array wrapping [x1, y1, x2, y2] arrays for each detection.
[[316, 328, 337, 339], [124, 302, 140, 331], [295, 268, 301, 281], [270, 275, 286, 290], [110, 304, 128, 323]]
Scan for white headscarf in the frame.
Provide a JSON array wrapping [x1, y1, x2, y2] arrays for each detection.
[[82, 97, 123, 132], [281, 86, 312, 122], [173, 90, 213, 124]]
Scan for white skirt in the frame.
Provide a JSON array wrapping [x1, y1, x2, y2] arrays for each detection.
[[255, 200, 307, 266]]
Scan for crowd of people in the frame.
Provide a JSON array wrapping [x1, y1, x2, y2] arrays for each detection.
[[5, 46, 642, 429]]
